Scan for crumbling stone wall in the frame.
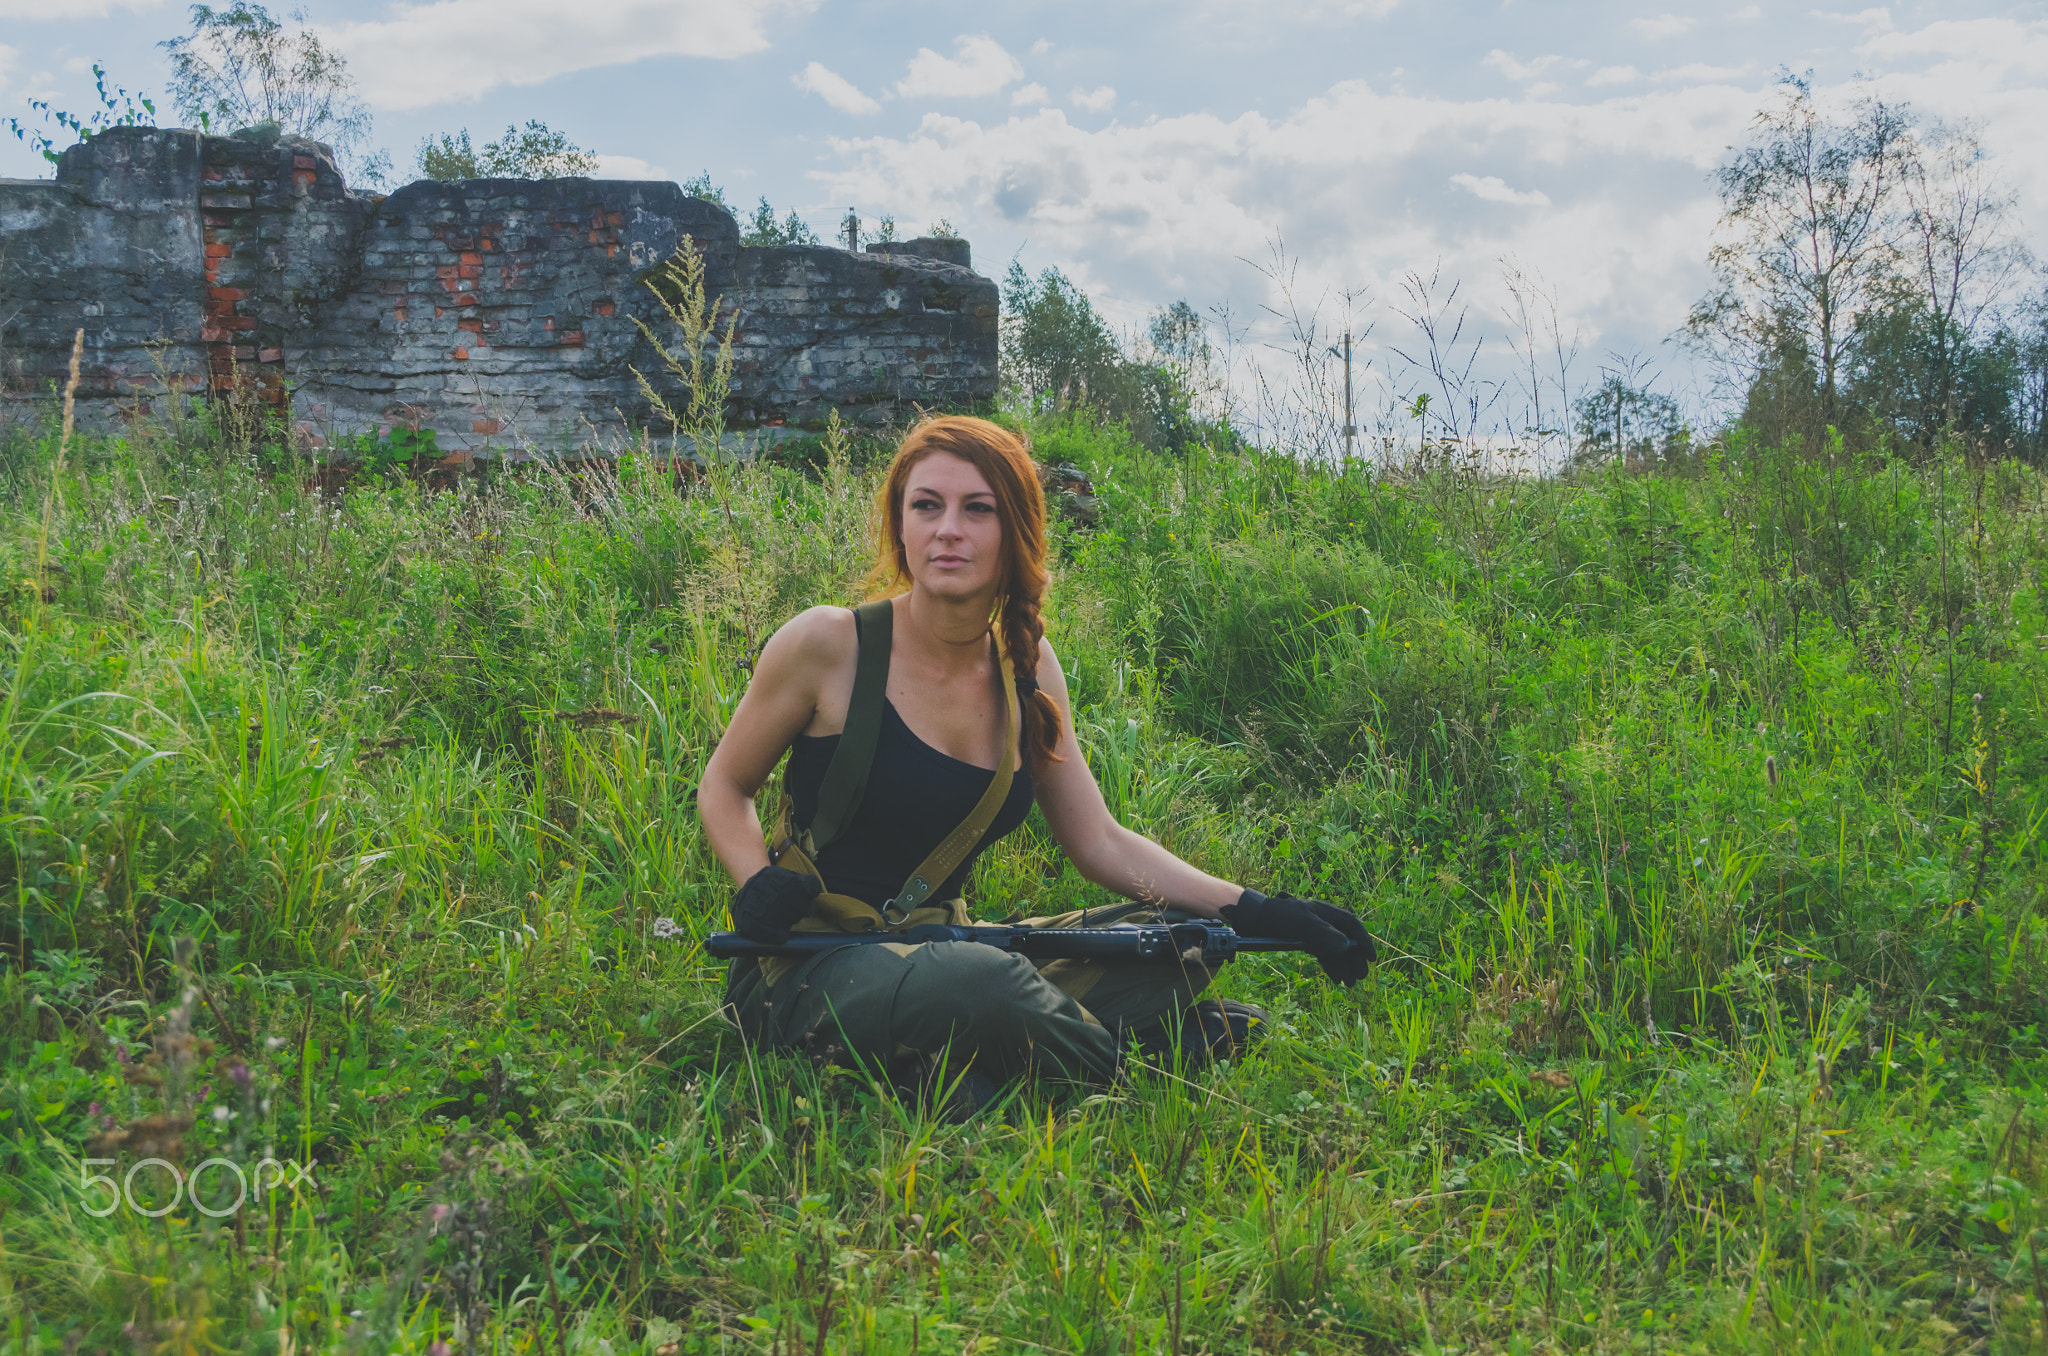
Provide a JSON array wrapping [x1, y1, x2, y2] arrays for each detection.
[[1, 126, 998, 451], [0, 129, 207, 413]]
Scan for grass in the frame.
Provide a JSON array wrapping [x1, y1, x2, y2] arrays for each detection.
[[0, 391, 2044, 1354]]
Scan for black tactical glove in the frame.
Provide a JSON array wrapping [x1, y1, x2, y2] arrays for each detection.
[[730, 865, 824, 945], [1219, 889, 1376, 985]]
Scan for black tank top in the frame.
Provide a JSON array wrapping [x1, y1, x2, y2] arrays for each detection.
[[785, 665, 1036, 912]]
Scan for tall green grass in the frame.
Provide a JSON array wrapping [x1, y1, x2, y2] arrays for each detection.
[[0, 403, 2044, 1353]]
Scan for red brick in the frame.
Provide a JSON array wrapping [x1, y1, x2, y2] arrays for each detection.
[[258, 347, 283, 363], [205, 242, 233, 258], [459, 251, 482, 266], [458, 318, 483, 334], [453, 347, 469, 360], [558, 331, 584, 346], [208, 286, 249, 302], [472, 418, 502, 435], [594, 301, 615, 316], [436, 265, 461, 280], [220, 316, 257, 331], [453, 293, 478, 306], [293, 155, 316, 169]]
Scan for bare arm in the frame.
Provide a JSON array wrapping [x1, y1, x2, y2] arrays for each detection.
[[697, 607, 856, 890], [1030, 639, 1243, 917]]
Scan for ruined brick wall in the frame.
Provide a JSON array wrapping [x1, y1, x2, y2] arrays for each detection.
[[0, 129, 207, 412], [1, 126, 999, 451]]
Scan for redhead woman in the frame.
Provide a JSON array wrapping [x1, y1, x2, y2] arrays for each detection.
[[697, 416, 1370, 1106]]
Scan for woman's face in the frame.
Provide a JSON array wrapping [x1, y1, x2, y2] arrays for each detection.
[[899, 452, 1004, 601]]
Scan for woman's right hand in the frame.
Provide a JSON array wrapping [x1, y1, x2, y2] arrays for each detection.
[[731, 865, 825, 944]]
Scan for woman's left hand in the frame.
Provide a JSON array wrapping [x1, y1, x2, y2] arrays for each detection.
[[1219, 889, 1376, 985]]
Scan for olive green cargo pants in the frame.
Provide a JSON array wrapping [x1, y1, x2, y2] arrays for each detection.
[[723, 904, 1215, 1085]]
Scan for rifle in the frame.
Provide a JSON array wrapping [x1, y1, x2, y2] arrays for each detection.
[[705, 921, 1332, 968]]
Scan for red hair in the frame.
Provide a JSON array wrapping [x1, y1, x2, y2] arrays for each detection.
[[868, 415, 1063, 768]]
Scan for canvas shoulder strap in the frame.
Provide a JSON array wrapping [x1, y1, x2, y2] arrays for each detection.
[[801, 597, 895, 857]]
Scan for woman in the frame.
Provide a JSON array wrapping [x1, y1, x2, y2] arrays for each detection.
[[698, 416, 1370, 1102]]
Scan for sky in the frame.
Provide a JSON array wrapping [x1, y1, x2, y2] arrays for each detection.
[[5, 0, 2046, 434]]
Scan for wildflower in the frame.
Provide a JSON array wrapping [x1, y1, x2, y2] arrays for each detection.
[[652, 916, 682, 939], [213, 1105, 231, 1122]]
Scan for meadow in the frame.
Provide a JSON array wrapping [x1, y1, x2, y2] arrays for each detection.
[[1, 382, 2045, 1354]]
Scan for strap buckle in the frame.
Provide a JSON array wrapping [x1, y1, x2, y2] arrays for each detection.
[[882, 874, 933, 924]]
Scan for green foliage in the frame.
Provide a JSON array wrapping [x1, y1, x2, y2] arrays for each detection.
[[0, 398, 2044, 1352], [1002, 267, 1223, 457], [1693, 83, 2042, 458], [1574, 372, 1689, 467], [159, 2, 389, 186], [740, 196, 820, 247], [677, 171, 729, 210], [5, 64, 156, 166], [413, 120, 598, 182]]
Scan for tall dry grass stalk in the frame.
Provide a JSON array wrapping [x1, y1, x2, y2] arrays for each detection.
[[31, 328, 84, 614]]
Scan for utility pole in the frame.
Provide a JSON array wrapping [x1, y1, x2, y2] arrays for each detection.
[[841, 207, 861, 253], [1327, 329, 1356, 467]]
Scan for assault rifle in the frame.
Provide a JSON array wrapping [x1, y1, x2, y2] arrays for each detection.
[[705, 921, 1336, 968]]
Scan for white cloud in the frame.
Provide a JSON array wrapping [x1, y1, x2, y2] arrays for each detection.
[[1071, 85, 1117, 113], [1450, 172, 1551, 206], [1657, 62, 1751, 83], [591, 152, 670, 180], [1629, 14, 1695, 40], [1729, 4, 1760, 17], [1811, 6, 1892, 28], [1011, 82, 1050, 107], [1225, 0, 1403, 16], [323, 0, 814, 110], [811, 81, 1761, 361], [1030, 38, 1052, 55], [1587, 65, 1641, 87], [1858, 16, 2048, 77], [794, 60, 881, 115], [894, 34, 1024, 100], [1483, 50, 1568, 83], [0, 0, 163, 17]]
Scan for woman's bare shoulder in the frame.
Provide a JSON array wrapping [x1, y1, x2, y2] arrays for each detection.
[[1034, 633, 1068, 699], [758, 604, 859, 677]]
